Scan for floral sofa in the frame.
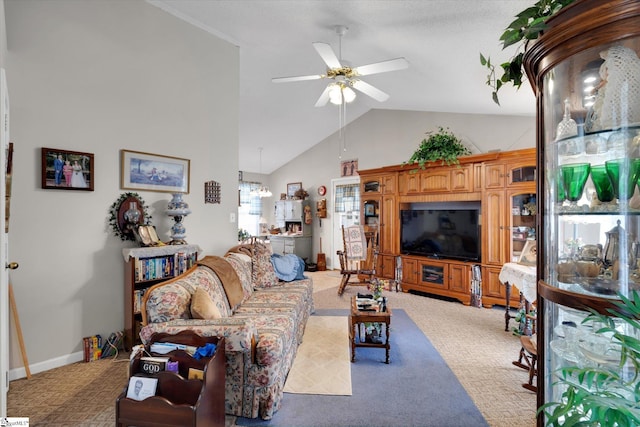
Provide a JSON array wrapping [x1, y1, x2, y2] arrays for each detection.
[[139, 242, 314, 420]]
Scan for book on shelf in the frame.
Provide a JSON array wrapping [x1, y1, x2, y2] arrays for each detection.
[[139, 356, 171, 374]]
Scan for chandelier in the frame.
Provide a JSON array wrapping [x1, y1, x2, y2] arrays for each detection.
[[250, 147, 272, 198]]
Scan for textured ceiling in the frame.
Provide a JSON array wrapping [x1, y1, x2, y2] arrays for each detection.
[[149, 0, 537, 174]]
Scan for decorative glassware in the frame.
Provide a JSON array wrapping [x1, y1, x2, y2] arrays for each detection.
[[561, 163, 591, 207], [166, 193, 192, 245], [589, 165, 615, 205], [605, 158, 640, 201], [556, 99, 578, 140]]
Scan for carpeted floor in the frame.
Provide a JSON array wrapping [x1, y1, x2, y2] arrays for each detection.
[[238, 309, 488, 427], [6, 271, 536, 426]]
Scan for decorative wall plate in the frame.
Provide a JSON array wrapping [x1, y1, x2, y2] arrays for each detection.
[[318, 185, 326, 196]]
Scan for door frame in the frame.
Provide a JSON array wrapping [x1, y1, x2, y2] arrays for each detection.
[[330, 176, 360, 270], [1, 68, 10, 416]]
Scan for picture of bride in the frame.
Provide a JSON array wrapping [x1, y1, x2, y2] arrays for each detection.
[[71, 160, 88, 188]]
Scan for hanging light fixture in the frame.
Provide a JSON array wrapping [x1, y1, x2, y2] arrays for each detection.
[[250, 147, 272, 198], [328, 82, 356, 105]]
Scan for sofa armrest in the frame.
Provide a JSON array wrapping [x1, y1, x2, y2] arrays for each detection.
[[140, 317, 258, 358]]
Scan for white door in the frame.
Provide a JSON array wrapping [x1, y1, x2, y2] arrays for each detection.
[[331, 177, 360, 270], [0, 68, 10, 416]]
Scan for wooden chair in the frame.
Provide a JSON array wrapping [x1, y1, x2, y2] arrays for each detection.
[[512, 310, 537, 392], [337, 225, 379, 296]]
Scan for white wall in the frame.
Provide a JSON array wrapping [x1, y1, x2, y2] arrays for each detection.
[[268, 108, 536, 268], [5, 0, 239, 374]]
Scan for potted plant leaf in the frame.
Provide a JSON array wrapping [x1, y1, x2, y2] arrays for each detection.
[[405, 127, 471, 169], [480, 0, 576, 105]]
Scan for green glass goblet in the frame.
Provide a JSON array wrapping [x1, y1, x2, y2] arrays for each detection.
[[590, 165, 615, 204], [605, 158, 640, 201], [561, 163, 591, 207]]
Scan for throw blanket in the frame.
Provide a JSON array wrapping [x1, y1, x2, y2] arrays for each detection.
[[344, 225, 366, 260], [271, 253, 306, 282], [196, 255, 243, 309]]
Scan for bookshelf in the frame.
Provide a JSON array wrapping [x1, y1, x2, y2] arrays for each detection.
[[116, 331, 225, 427], [122, 245, 201, 350]]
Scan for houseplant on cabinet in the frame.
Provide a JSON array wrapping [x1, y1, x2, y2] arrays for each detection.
[[405, 127, 470, 169]]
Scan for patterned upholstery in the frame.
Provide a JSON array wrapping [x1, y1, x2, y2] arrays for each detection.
[[139, 245, 314, 420]]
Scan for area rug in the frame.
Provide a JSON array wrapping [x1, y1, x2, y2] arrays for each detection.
[[283, 315, 351, 395], [237, 309, 488, 427]]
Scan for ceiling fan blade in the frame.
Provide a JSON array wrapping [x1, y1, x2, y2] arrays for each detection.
[[351, 80, 390, 102], [312, 42, 342, 69], [353, 57, 409, 76], [314, 85, 331, 107], [272, 74, 323, 83]]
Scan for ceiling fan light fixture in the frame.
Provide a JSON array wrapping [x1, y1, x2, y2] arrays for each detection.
[[328, 83, 356, 105]]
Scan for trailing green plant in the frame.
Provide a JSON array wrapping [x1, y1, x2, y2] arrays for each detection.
[[538, 291, 640, 426], [405, 127, 470, 169], [480, 0, 576, 105]]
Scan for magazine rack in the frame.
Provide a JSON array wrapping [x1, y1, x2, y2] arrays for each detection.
[[116, 330, 225, 427]]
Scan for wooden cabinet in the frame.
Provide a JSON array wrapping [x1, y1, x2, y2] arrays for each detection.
[[401, 257, 418, 285], [399, 165, 472, 194], [480, 150, 536, 307], [116, 331, 225, 427], [481, 149, 536, 268], [123, 245, 200, 350], [377, 254, 396, 279], [361, 173, 396, 195], [400, 256, 471, 305]]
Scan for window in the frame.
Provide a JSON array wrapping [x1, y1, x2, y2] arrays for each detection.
[[238, 181, 263, 237], [334, 184, 360, 213]]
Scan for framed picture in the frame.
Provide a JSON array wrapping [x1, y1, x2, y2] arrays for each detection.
[[518, 240, 537, 266], [121, 150, 190, 193], [287, 182, 302, 198], [340, 159, 358, 177], [41, 147, 94, 191], [364, 203, 375, 216]]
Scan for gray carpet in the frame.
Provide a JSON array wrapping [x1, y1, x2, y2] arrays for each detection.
[[237, 308, 488, 427]]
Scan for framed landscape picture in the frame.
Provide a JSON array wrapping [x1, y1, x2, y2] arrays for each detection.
[[121, 150, 190, 193], [41, 147, 94, 191]]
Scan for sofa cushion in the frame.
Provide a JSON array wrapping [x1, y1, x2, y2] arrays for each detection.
[[197, 256, 244, 311], [165, 267, 233, 318], [225, 252, 254, 302], [190, 287, 222, 320], [252, 242, 278, 288], [146, 282, 192, 323]]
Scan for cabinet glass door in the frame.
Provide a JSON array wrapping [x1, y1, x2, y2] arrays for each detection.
[[538, 33, 640, 419], [509, 192, 536, 262]]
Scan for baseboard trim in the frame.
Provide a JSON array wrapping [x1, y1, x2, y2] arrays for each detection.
[[9, 351, 83, 381]]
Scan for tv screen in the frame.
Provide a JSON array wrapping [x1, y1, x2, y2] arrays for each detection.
[[400, 207, 481, 262]]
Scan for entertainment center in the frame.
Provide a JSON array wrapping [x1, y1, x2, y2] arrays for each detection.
[[358, 147, 536, 307]]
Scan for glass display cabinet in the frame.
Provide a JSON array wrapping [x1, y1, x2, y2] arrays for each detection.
[[523, 0, 640, 424]]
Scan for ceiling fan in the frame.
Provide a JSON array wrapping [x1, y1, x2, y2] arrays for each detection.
[[272, 25, 409, 107]]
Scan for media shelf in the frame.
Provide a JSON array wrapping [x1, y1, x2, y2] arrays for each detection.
[[116, 330, 225, 427], [122, 245, 201, 350]]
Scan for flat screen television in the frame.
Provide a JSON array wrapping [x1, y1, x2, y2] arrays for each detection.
[[400, 206, 481, 262]]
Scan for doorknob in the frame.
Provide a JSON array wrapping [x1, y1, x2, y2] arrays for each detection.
[[6, 262, 19, 270]]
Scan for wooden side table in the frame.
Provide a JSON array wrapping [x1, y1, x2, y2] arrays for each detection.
[[349, 296, 392, 364]]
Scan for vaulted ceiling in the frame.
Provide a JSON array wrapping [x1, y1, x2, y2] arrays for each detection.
[[149, 0, 537, 174]]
